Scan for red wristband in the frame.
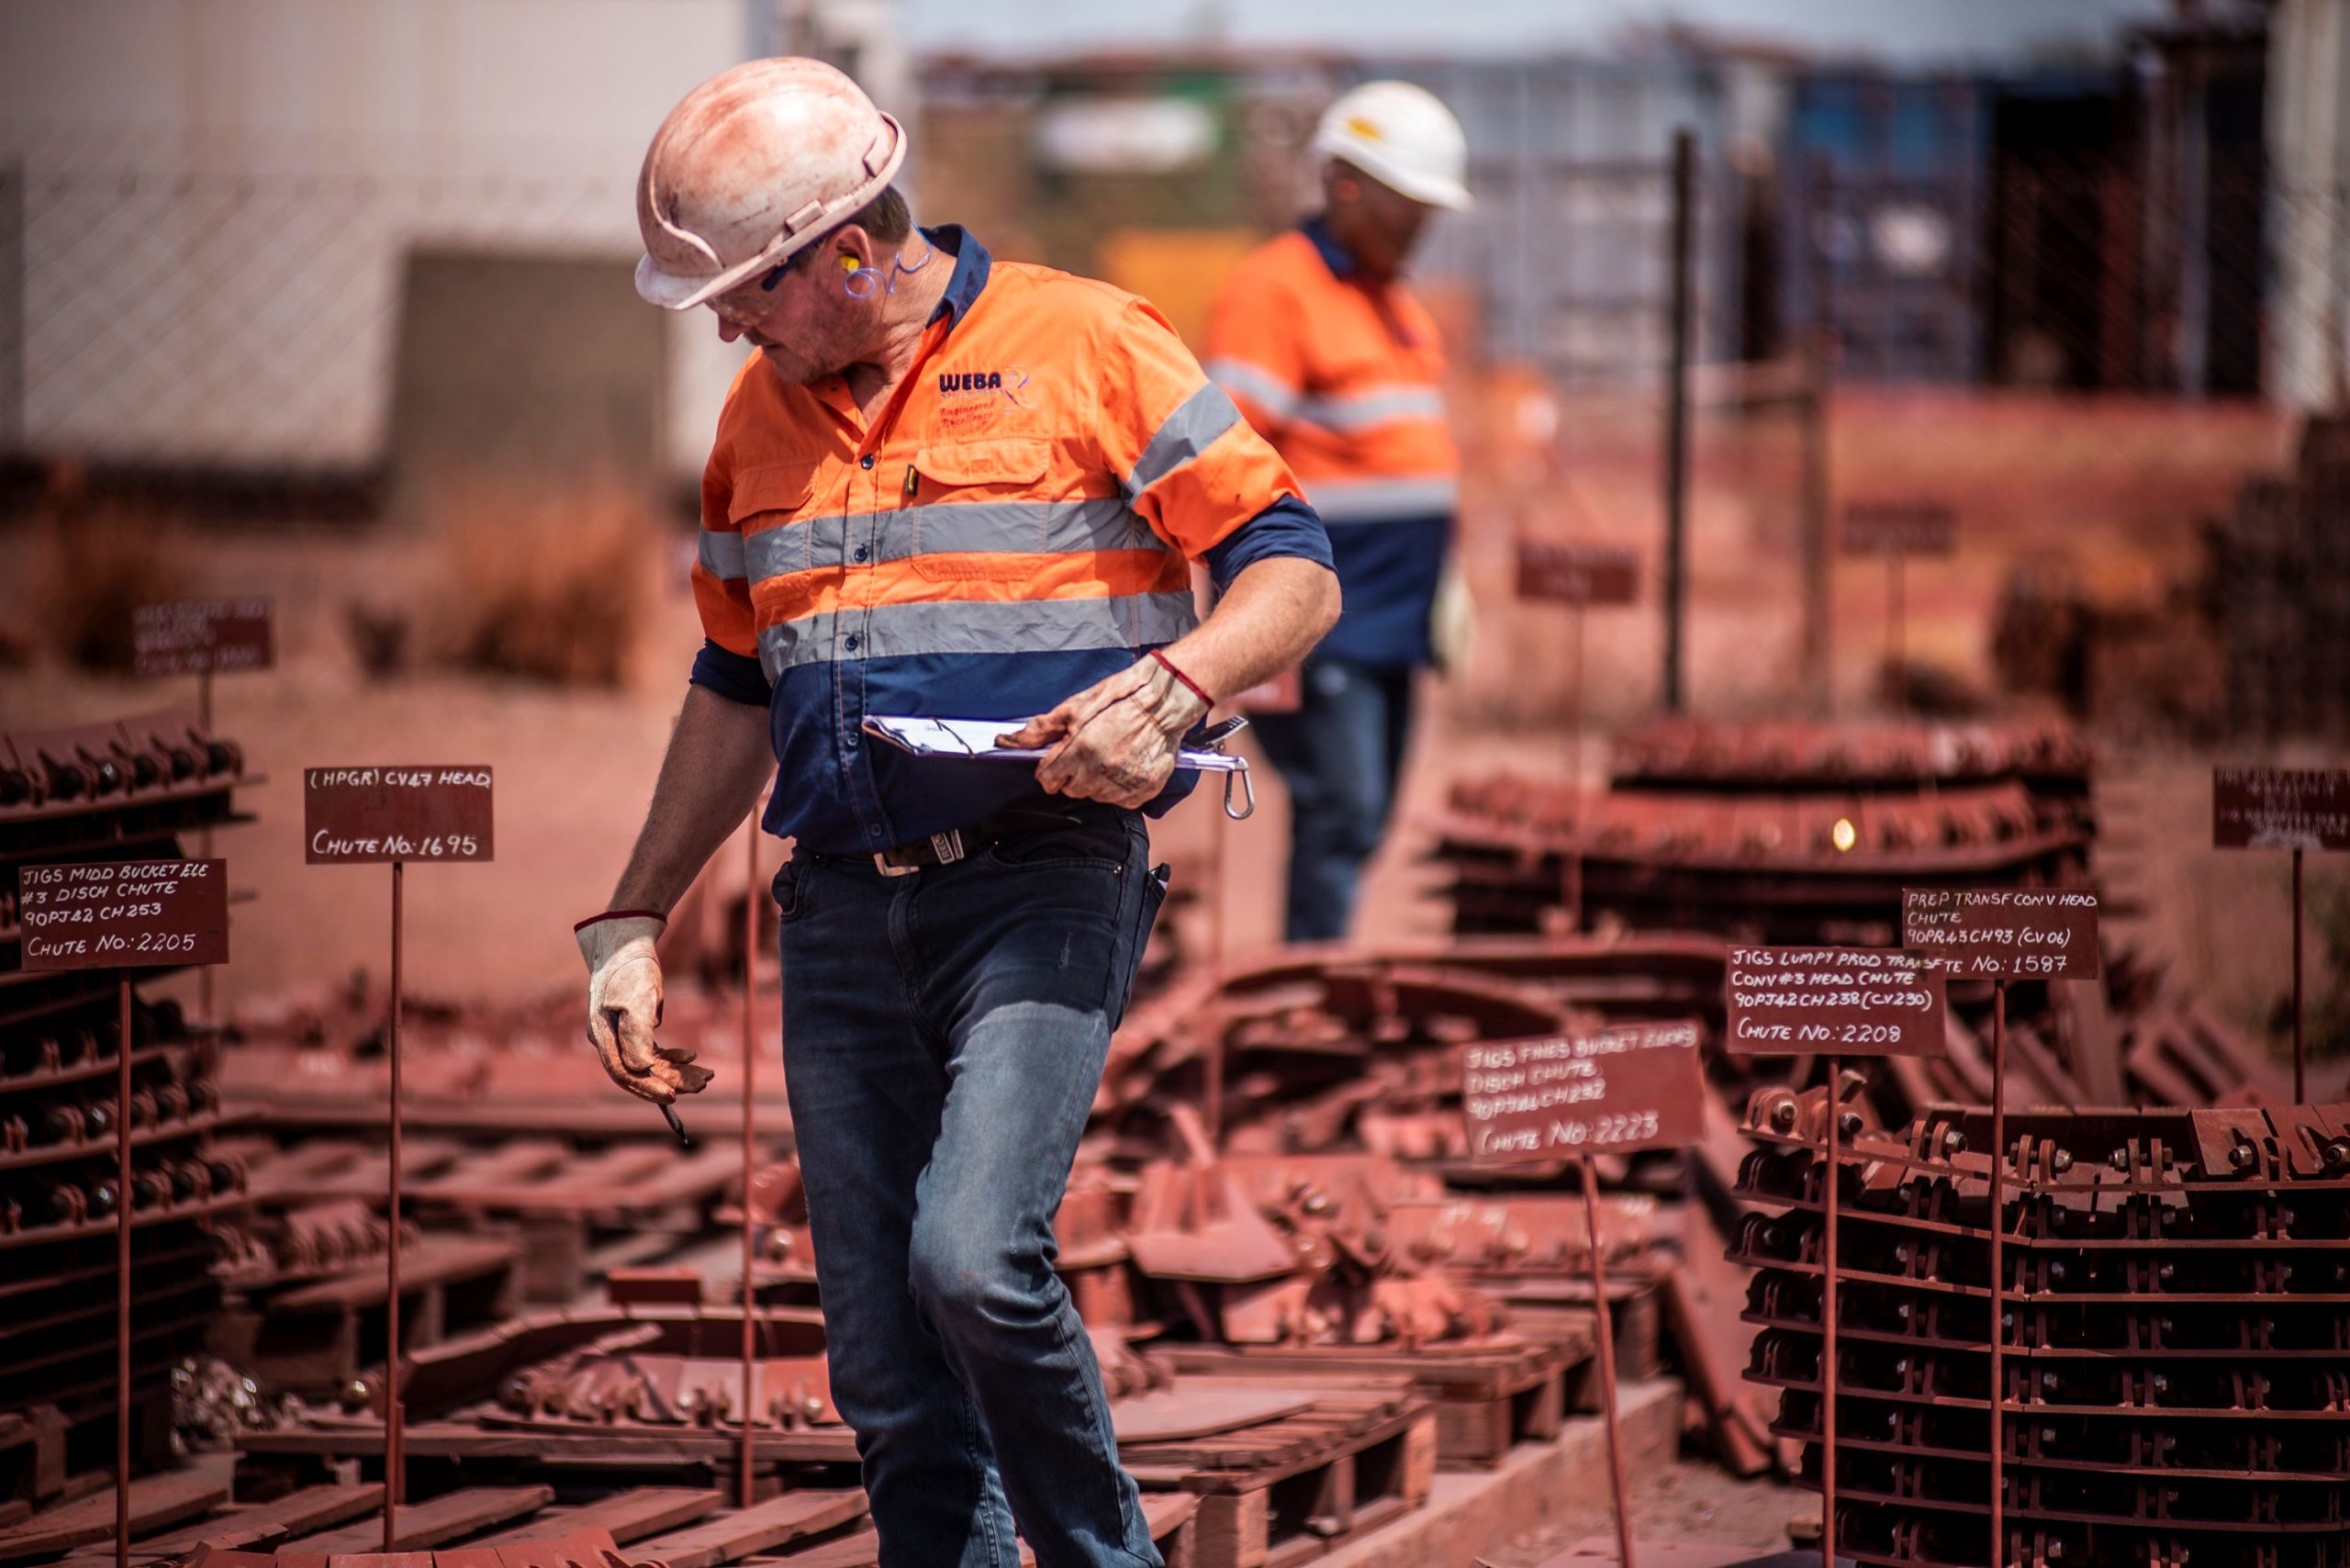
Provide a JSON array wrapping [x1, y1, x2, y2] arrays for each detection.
[[574, 909, 666, 933], [1148, 648, 1215, 708]]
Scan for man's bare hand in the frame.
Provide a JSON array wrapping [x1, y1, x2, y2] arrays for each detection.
[[577, 914, 715, 1105], [998, 657, 1209, 808]]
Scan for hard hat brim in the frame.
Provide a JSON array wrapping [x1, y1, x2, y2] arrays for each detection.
[[634, 111, 909, 311], [1318, 142, 1474, 214]]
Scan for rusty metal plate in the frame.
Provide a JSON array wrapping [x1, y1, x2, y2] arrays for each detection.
[[132, 598, 274, 677], [1901, 887, 2100, 980], [1724, 946, 1948, 1057], [2211, 767, 2350, 851], [1460, 1020, 1705, 1163], [16, 857, 229, 969], [1840, 500, 1955, 556], [304, 767, 494, 863], [1515, 542, 1640, 605]]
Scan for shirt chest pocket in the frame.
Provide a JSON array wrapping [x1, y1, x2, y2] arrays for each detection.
[[904, 437, 1056, 581], [731, 463, 822, 583]]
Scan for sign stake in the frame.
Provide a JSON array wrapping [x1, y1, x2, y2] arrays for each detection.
[[1884, 553, 1904, 714], [741, 813, 759, 1508], [197, 670, 215, 1028], [1819, 1054, 1839, 1568], [1569, 602, 1586, 791], [1580, 1153, 1636, 1568], [384, 859, 404, 1551], [1987, 978, 2007, 1568], [2293, 846, 2305, 1103], [115, 974, 131, 1568]]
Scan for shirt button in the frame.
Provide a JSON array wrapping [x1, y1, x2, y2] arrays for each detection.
[[859, 454, 875, 469], [843, 633, 860, 652], [853, 544, 869, 563], [868, 825, 883, 837]]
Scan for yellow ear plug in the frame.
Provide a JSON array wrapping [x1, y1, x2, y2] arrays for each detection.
[[839, 254, 861, 274]]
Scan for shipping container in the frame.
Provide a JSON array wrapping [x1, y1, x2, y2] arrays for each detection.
[[1343, 56, 1741, 386], [1781, 72, 1994, 386], [918, 50, 1744, 388]]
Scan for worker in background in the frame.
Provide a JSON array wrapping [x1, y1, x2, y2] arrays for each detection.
[[574, 60, 1337, 1568], [1203, 81, 1471, 943]]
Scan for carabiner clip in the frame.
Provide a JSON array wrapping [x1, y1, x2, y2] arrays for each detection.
[[1222, 759, 1255, 821]]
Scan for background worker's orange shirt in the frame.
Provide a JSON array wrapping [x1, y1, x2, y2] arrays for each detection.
[[1203, 220, 1455, 667]]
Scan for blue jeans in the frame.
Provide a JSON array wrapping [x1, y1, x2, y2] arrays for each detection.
[[1248, 657, 1418, 943], [775, 804, 1168, 1568]]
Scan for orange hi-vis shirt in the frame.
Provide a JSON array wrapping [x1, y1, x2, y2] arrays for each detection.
[[1203, 219, 1457, 667], [689, 227, 1324, 855]]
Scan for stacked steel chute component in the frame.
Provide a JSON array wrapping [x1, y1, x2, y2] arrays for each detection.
[[1123, 1113, 1510, 1349], [1097, 936, 1729, 1159], [1732, 1083, 2350, 1568], [2206, 413, 2350, 736], [1427, 774, 2089, 944], [1609, 716, 2094, 802], [0, 711, 251, 1492], [1427, 716, 2094, 944], [219, 980, 793, 1138]]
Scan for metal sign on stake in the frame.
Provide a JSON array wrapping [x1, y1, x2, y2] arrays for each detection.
[[1462, 1018, 1706, 1568], [1726, 946, 1950, 1568], [1516, 542, 1639, 933], [740, 808, 762, 1508], [18, 857, 229, 1568], [134, 599, 272, 1027], [304, 767, 492, 1550], [1840, 502, 1953, 713], [2213, 767, 2350, 1102], [1902, 887, 2100, 1568]]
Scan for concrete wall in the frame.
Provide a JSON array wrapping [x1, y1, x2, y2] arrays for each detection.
[[2267, 0, 2350, 409], [0, 0, 758, 477]]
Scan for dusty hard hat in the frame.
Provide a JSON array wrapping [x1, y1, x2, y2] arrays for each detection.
[[635, 58, 907, 311], [1312, 80, 1472, 212]]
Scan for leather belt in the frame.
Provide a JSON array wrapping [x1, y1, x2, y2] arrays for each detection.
[[863, 807, 1112, 877]]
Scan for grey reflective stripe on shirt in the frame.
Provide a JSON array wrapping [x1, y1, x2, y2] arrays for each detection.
[[757, 591, 1200, 679], [1296, 384, 1447, 432], [698, 528, 746, 580], [1125, 381, 1242, 496], [743, 498, 1169, 582], [1203, 357, 1302, 420], [1304, 474, 1461, 522]]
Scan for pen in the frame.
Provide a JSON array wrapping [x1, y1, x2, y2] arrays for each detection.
[[660, 1102, 691, 1146]]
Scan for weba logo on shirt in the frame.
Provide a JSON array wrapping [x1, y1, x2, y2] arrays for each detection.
[[936, 366, 1030, 406]]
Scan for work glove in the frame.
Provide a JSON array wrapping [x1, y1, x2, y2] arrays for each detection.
[[576, 912, 711, 1104], [1430, 557, 1474, 679]]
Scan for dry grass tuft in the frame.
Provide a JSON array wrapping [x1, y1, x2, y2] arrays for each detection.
[[421, 475, 663, 688], [24, 487, 185, 672]]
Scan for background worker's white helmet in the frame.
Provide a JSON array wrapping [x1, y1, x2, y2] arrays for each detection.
[[1311, 80, 1473, 212], [634, 58, 907, 311]]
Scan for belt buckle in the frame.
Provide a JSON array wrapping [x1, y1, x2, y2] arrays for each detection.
[[872, 828, 964, 877]]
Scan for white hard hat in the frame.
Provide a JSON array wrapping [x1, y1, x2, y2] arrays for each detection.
[[1313, 80, 1472, 212], [634, 58, 908, 311]]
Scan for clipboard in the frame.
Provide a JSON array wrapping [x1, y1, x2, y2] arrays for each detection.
[[861, 714, 1256, 818]]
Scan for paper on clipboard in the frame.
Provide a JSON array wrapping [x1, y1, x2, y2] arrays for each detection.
[[862, 715, 1249, 773]]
